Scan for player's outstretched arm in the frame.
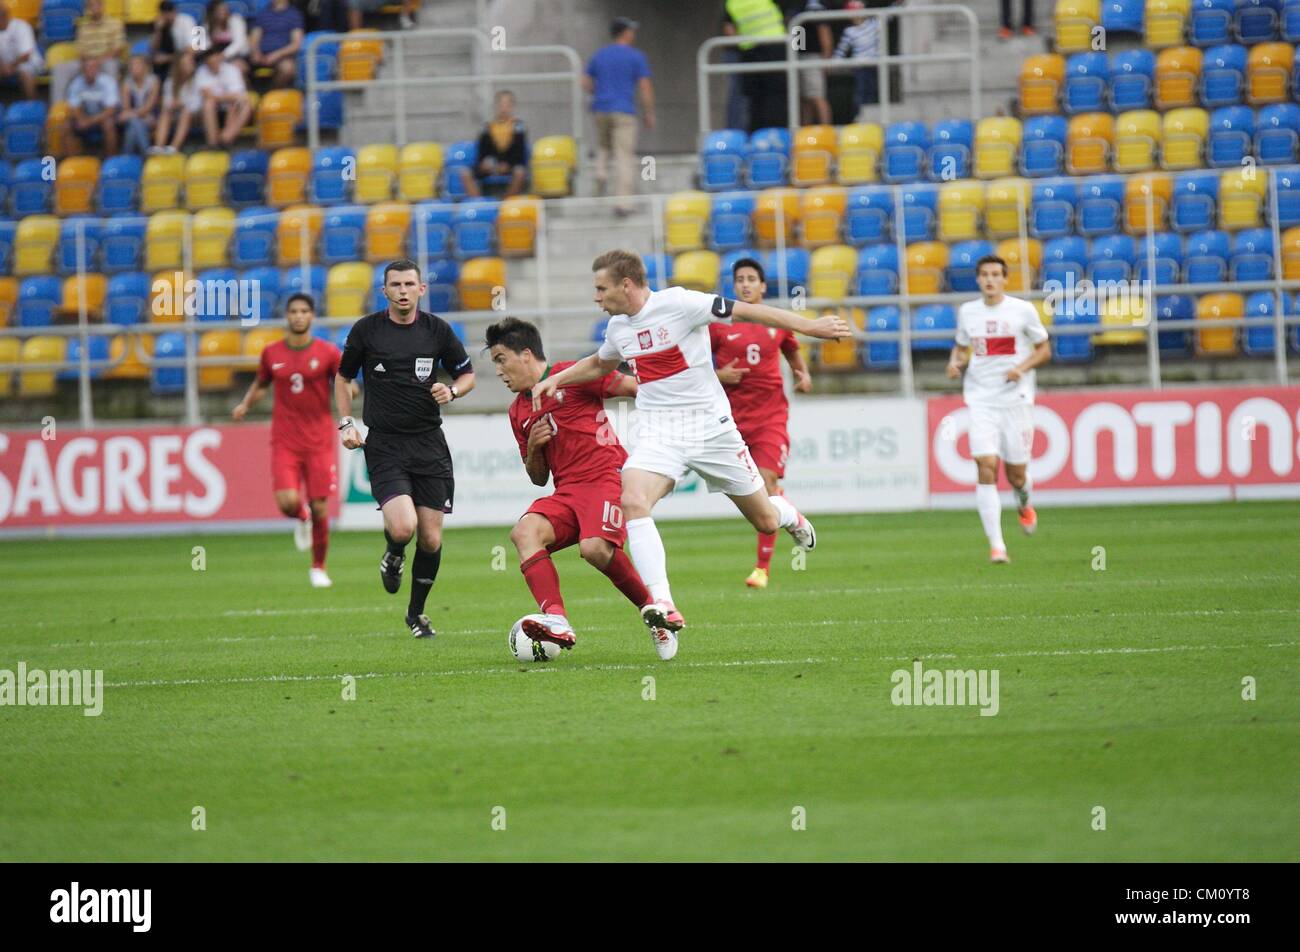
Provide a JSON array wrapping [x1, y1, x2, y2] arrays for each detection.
[[231, 379, 267, 421], [532, 353, 619, 409], [731, 300, 852, 341]]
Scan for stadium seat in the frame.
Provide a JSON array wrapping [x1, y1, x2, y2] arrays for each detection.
[[1067, 113, 1114, 175], [56, 216, 101, 274], [365, 203, 410, 263], [974, 118, 1022, 180], [1125, 172, 1174, 232], [145, 211, 188, 273], [1186, 227, 1232, 281], [105, 271, 150, 326], [239, 266, 279, 323], [846, 186, 893, 244], [232, 207, 278, 268], [0, 276, 16, 327], [1219, 166, 1268, 227], [1, 101, 47, 161], [18, 336, 65, 397], [398, 142, 443, 202], [1052, 297, 1099, 361], [946, 239, 996, 292], [325, 262, 373, 319], [1231, 226, 1274, 279], [1160, 107, 1210, 168], [41, 0, 82, 43], [267, 148, 311, 208], [1141, 227, 1187, 285], [99, 216, 146, 273], [1201, 43, 1248, 105], [1236, 0, 1282, 44], [451, 200, 499, 259], [808, 244, 858, 301], [899, 185, 939, 241], [1282, 225, 1300, 276], [709, 191, 756, 250], [0, 160, 10, 216], [1147, 0, 1192, 46], [1021, 117, 1068, 178], [529, 135, 576, 198], [753, 188, 801, 246], [192, 267, 237, 322], [1273, 166, 1300, 226], [10, 159, 51, 216], [255, 89, 302, 150], [984, 177, 1032, 239], [1065, 52, 1109, 114], [902, 241, 949, 295], [884, 121, 929, 183], [0, 336, 17, 396], [408, 202, 454, 260], [277, 204, 323, 266], [1196, 291, 1242, 353], [864, 305, 900, 368], [1031, 180, 1080, 237], [665, 191, 711, 252], [226, 150, 268, 208], [1155, 46, 1204, 107], [1020, 54, 1066, 115], [146, 269, 188, 324], [644, 253, 672, 292], [1095, 290, 1148, 345], [1255, 103, 1300, 162], [1247, 42, 1293, 103], [98, 155, 142, 215], [59, 278, 106, 327], [817, 307, 864, 368], [280, 265, 326, 311], [1155, 293, 1195, 351], [15, 215, 60, 277], [141, 153, 185, 214], [1115, 110, 1162, 172], [17, 276, 60, 327], [0, 219, 14, 274], [148, 330, 187, 394], [1285, 0, 1300, 38], [104, 328, 151, 383], [761, 248, 810, 298], [1190, 0, 1235, 44], [308, 146, 354, 206], [355, 144, 398, 204], [856, 244, 900, 295], [911, 304, 956, 351], [1055, 0, 1102, 53], [928, 119, 974, 182], [671, 250, 721, 292], [939, 181, 985, 241], [745, 127, 791, 189], [1103, 0, 1147, 31], [792, 125, 837, 186], [700, 129, 747, 191], [1043, 235, 1088, 287], [54, 156, 99, 216], [1208, 105, 1255, 166], [339, 33, 381, 82], [1078, 177, 1125, 235], [440, 140, 476, 201], [459, 257, 506, 310], [182, 150, 229, 211], [997, 238, 1043, 291], [241, 325, 284, 372], [192, 207, 234, 270], [837, 123, 883, 184], [801, 187, 847, 247], [498, 196, 540, 257], [1241, 289, 1286, 354], [1088, 233, 1138, 282], [196, 329, 240, 391]]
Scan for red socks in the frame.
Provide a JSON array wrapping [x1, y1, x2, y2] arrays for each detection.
[[520, 551, 566, 617], [311, 514, 329, 569], [599, 547, 652, 608], [756, 531, 776, 571], [297, 500, 310, 522]]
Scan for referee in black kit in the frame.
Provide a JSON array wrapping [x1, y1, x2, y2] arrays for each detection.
[[334, 259, 475, 639]]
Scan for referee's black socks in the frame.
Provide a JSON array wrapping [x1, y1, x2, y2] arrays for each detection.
[[384, 530, 406, 556], [409, 546, 442, 616]]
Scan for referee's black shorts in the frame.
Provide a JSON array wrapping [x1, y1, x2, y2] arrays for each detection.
[[363, 428, 455, 513]]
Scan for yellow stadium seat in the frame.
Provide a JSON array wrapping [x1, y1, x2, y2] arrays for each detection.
[[365, 203, 411, 262], [1035, 296, 1055, 328], [498, 195, 540, 257], [753, 188, 801, 247], [268, 147, 311, 208], [1160, 107, 1208, 170], [146, 210, 188, 273], [671, 250, 721, 292], [1115, 110, 1161, 173], [106, 333, 154, 381], [242, 326, 285, 370], [59, 274, 107, 321], [1067, 112, 1114, 175], [45, 102, 73, 160], [141, 153, 185, 213], [258, 90, 302, 149], [149, 270, 189, 323], [193, 208, 235, 270], [984, 177, 1031, 239], [1196, 292, 1241, 355], [996, 238, 1042, 292], [1219, 169, 1267, 230], [1155, 46, 1202, 109], [198, 330, 240, 391], [530, 135, 577, 198], [0, 277, 17, 327], [398, 142, 444, 202], [939, 181, 985, 241], [1020, 54, 1065, 116], [14, 215, 59, 276], [277, 204, 323, 266], [1096, 291, 1148, 345], [127, 0, 161, 24], [0, 337, 18, 397], [1054, 0, 1100, 54], [185, 151, 231, 211], [1145, 0, 1189, 48], [791, 125, 837, 187], [1125, 173, 1173, 234], [459, 257, 507, 311], [103, 1, 128, 17], [837, 123, 882, 184], [903, 241, 950, 295], [818, 307, 864, 370], [1247, 43, 1294, 105], [974, 117, 1022, 180], [339, 34, 382, 81], [19, 336, 65, 397], [664, 191, 711, 253], [326, 262, 374, 318], [1283, 227, 1300, 279], [44, 42, 79, 71], [800, 187, 847, 247], [809, 244, 857, 301], [243, 90, 261, 139], [354, 144, 398, 204], [9, 1, 41, 22]]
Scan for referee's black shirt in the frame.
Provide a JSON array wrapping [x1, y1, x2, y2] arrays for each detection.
[[339, 310, 473, 435]]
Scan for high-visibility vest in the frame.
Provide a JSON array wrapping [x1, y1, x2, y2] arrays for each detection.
[[726, 0, 786, 50]]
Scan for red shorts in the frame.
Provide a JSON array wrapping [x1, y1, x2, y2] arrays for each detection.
[[271, 444, 338, 500], [736, 419, 791, 478], [524, 479, 626, 551]]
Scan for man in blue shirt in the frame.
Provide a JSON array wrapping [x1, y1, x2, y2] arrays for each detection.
[[583, 16, 654, 217], [64, 55, 120, 155], [250, 0, 303, 88]]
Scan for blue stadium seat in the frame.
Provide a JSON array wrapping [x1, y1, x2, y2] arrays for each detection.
[[911, 304, 956, 351], [1234, 0, 1281, 44], [232, 207, 278, 268], [1065, 52, 1110, 114], [100, 155, 142, 214], [314, 91, 344, 132], [1102, 0, 1147, 32], [709, 191, 755, 250], [1201, 44, 1248, 106], [1208, 105, 1255, 166], [1042, 235, 1088, 287], [409, 202, 454, 259], [101, 217, 147, 272], [1255, 103, 1300, 163], [176, 2, 210, 22], [1185, 228, 1231, 282], [57, 217, 102, 274], [1231, 227, 1274, 279], [1284, 0, 1300, 38], [643, 253, 671, 291], [1171, 170, 1220, 230], [321, 205, 366, 264], [927, 119, 973, 182], [719, 249, 758, 298], [0, 160, 9, 213], [700, 129, 747, 191], [422, 258, 460, 312], [194, 268, 238, 321], [1021, 116, 1068, 177], [18, 276, 60, 327], [309, 146, 354, 205], [1078, 178, 1125, 235], [332, 323, 352, 353], [0, 220, 15, 274], [60, 336, 110, 381], [1273, 166, 1300, 226], [1191, 0, 1235, 45], [441, 140, 478, 200], [452, 199, 499, 258], [106, 272, 149, 326], [761, 248, 809, 297], [745, 127, 791, 188], [41, 0, 83, 45], [1, 101, 46, 161], [227, 150, 269, 207], [1031, 180, 1079, 237], [883, 121, 929, 183], [856, 244, 900, 295], [281, 266, 326, 308], [1110, 49, 1156, 110], [865, 306, 900, 367], [240, 266, 280, 323], [846, 186, 892, 244], [947, 240, 995, 292], [1135, 231, 1185, 285], [298, 31, 339, 85], [1155, 294, 1195, 353], [152, 332, 188, 395], [10, 159, 51, 216], [1053, 303, 1098, 361], [899, 185, 938, 241], [1088, 233, 1138, 282], [1243, 290, 1282, 355]]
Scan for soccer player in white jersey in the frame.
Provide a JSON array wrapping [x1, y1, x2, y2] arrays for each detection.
[[531, 249, 852, 656], [946, 255, 1052, 564]]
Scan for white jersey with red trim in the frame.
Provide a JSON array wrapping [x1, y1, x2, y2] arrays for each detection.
[[955, 294, 1050, 408], [597, 286, 734, 417]]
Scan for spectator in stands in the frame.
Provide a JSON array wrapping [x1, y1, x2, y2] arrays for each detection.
[[202, 1, 252, 76], [152, 50, 201, 153], [149, 1, 198, 85], [119, 53, 161, 156], [250, 0, 305, 89], [0, 1, 42, 100], [833, 0, 880, 116], [64, 56, 121, 156], [719, 0, 789, 133], [348, 1, 421, 31], [51, 0, 128, 102], [584, 17, 654, 217], [786, 1, 832, 126], [999, 0, 1036, 38], [458, 90, 529, 199], [196, 47, 252, 147]]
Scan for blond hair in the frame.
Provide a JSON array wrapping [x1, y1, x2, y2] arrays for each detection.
[[591, 249, 647, 288]]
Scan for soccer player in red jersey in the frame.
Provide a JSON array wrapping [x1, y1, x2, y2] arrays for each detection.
[[487, 317, 676, 660], [232, 293, 343, 588], [711, 257, 813, 589]]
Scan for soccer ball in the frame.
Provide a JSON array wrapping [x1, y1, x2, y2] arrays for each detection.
[[508, 614, 566, 662]]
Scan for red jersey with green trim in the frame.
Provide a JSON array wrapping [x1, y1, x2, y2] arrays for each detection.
[[709, 321, 799, 426], [508, 360, 629, 488], [257, 337, 341, 453]]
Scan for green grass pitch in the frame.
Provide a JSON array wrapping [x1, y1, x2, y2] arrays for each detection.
[[1, 501, 1297, 861]]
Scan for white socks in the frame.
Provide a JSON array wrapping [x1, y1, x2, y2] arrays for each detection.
[[1013, 476, 1032, 509], [626, 517, 673, 603], [975, 483, 1005, 551], [767, 494, 798, 529]]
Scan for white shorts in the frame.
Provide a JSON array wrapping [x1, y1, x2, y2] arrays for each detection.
[[623, 418, 765, 497], [969, 403, 1034, 465]]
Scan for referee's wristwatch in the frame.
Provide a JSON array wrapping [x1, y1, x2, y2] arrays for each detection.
[[338, 416, 356, 431], [448, 385, 460, 401]]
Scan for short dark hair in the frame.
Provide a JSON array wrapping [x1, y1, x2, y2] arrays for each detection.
[[975, 254, 1008, 277], [731, 256, 765, 283], [485, 317, 546, 361], [383, 258, 421, 282], [283, 292, 315, 313]]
